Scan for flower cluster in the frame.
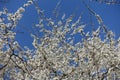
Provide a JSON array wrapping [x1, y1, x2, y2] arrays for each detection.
[[0, 0, 120, 80]]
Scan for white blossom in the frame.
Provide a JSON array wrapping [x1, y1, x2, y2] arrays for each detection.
[[0, 0, 120, 80]]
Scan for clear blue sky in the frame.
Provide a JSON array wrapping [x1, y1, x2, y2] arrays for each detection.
[[0, 0, 120, 49]]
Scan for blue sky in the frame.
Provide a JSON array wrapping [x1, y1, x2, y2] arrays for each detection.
[[0, 0, 120, 49]]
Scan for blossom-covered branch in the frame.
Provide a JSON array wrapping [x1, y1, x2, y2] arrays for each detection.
[[0, 0, 120, 80]]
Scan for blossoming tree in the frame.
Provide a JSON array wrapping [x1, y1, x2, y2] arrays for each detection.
[[0, 0, 120, 80]]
